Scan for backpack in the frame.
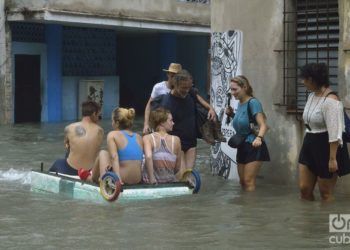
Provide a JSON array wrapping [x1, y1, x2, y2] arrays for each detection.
[[325, 92, 350, 142]]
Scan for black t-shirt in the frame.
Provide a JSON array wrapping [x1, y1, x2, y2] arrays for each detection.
[[162, 93, 197, 148]]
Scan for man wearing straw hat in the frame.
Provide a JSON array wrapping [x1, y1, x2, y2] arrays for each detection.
[[143, 63, 217, 135], [143, 63, 183, 134]]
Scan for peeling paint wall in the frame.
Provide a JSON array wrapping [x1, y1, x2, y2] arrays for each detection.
[[5, 0, 210, 26], [336, 0, 350, 194], [0, 0, 13, 124]]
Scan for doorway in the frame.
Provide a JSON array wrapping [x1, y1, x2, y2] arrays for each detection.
[[15, 55, 41, 123]]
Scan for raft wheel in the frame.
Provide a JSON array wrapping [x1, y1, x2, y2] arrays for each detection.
[[181, 169, 201, 194], [100, 171, 122, 202]]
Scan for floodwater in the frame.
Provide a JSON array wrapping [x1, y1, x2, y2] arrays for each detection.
[[0, 118, 349, 249]]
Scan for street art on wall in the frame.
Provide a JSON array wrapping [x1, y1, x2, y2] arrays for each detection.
[[78, 80, 104, 118], [210, 30, 243, 180]]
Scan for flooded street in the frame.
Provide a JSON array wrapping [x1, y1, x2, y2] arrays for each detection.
[[0, 119, 349, 249]]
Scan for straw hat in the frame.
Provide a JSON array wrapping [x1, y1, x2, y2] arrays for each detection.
[[162, 63, 182, 74]]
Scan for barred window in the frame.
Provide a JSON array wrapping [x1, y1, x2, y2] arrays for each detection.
[[278, 0, 339, 113], [178, 0, 210, 4]]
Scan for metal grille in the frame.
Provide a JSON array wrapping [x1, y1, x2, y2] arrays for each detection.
[[62, 26, 117, 76], [10, 22, 45, 43], [178, 0, 210, 4], [281, 0, 339, 112]]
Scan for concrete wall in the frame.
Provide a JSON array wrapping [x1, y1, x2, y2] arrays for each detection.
[[5, 0, 210, 27], [336, 0, 350, 193], [211, 0, 302, 184], [0, 0, 13, 124]]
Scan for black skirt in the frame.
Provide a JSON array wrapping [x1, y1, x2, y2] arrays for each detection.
[[236, 141, 270, 164], [298, 132, 350, 178]]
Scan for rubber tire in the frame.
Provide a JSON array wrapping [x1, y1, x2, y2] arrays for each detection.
[[100, 171, 122, 202], [182, 169, 201, 194]]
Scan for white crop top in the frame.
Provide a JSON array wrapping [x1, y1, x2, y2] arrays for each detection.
[[302, 92, 344, 144]]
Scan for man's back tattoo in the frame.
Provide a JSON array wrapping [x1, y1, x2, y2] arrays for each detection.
[[75, 126, 86, 137]]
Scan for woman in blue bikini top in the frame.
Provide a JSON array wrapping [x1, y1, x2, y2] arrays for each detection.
[[107, 107, 143, 184]]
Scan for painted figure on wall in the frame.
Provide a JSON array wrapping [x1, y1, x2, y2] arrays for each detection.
[[210, 30, 243, 179]]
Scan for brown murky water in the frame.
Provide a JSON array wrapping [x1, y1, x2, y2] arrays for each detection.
[[0, 119, 349, 249]]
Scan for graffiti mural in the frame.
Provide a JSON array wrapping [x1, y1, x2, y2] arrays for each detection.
[[210, 30, 243, 180]]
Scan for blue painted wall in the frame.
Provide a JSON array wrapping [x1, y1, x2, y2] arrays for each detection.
[[62, 76, 119, 121], [46, 24, 62, 122], [61, 26, 118, 121], [11, 23, 208, 122]]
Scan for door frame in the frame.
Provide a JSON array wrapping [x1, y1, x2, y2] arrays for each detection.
[[11, 42, 47, 123]]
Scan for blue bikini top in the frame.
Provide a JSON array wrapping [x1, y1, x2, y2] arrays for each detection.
[[117, 131, 143, 161]]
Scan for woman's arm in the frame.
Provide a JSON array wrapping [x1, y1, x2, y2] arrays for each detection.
[[173, 136, 183, 180], [329, 142, 339, 173], [252, 113, 269, 148], [143, 135, 156, 184], [322, 94, 341, 173], [107, 132, 123, 183]]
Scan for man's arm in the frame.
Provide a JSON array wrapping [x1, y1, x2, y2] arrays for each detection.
[[143, 97, 153, 134], [196, 94, 216, 121]]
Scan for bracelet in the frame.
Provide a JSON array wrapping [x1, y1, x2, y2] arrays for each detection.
[[257, 135, 263, 139]]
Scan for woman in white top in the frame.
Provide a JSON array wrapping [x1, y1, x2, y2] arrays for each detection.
[[298, 63, 350, 201]]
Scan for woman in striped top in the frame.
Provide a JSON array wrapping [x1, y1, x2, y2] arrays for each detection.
[[143, 108, 183, 184]]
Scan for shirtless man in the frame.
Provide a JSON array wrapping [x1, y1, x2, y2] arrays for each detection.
[[49, 100, 107, 182]]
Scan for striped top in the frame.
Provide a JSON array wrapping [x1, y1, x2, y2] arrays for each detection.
[[151, 133, 178, 183]]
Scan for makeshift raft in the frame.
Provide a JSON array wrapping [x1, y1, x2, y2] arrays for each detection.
[[30, 170, 200, 203]]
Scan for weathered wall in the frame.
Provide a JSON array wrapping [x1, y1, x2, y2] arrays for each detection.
[[0, 0, 13, 124], [5, 0, 210, 27], [336, 0, 350, 193], [211, 0, 302, 184]]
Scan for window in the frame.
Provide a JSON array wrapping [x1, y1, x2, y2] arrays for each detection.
[[178, 0, 210, 4], [279, 0, 339, 113]]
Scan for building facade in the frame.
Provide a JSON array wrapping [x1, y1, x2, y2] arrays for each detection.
[[210, 0, 350, 190], [0, 0, 210, 123]]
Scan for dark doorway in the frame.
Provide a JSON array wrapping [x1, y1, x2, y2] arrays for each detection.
[[15, 55, 41, 123]]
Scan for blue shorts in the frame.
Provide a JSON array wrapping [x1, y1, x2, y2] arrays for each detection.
[[49, 159, 78, 175]]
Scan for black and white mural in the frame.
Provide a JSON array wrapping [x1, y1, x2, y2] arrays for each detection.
[[210, 30, 243, 180]]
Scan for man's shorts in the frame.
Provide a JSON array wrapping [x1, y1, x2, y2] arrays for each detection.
[[49, 159, 78, 175]]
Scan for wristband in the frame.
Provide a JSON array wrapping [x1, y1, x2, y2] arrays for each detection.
[[257, 135, 263, 139]]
